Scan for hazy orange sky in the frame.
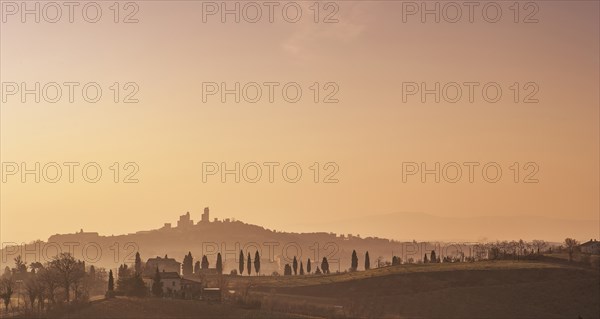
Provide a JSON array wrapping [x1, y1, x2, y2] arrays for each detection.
[[1, 1, 598, 243]]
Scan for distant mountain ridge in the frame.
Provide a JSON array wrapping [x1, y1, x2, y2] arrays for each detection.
[[1, 211, 596, 273], [1, 216, 416, 273], [288, 212, 599, 243]]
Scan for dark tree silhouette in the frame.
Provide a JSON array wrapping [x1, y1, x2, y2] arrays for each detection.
[[321, 257, 330, 274], [182, 252, 193, 276], [50, 253, 84, 303], [300, 261, 304, 275], [254, 251, 261, 275], [216, 253, 223, 274], [14, 256, 26, 274], [118, 264, 131, 279], [532, 240, 547, 254], [134, 252, 142, 275], [194, 261, 200, 274], [307, 258, 312, 274], [365, 251, 371, 270], [152, 268, 163, 297], [431, 250, 437, 263], [351, 250, 358, 271], [118, 273, 147, 297], [424, 254, 429, 263], [293, 256, 298, 275], [239, 250, 245, 276], [247, 252, 252, 276], [284, 264, 292, 276], [0, 278, 13, 311], [108, 269, 114, 291], [565, 238, 580, 262], [201, 255, 209, 269]]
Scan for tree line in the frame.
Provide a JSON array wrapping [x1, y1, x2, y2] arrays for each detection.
[[1, 237, 586, 314], [0, 253, 107, 315]]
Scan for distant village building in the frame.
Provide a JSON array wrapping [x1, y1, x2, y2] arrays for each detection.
[[154, 207, 243, 231], [48, 229, 99, 242], [177, 212, 194, 228], [201, 207, 210, 223], [145, 256, 181, 275], [580, 239, 600, 255]]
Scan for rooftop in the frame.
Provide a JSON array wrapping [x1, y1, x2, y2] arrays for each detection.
[[580, 239, 599, 246]]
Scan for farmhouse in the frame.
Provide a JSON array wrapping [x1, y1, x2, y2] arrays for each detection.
[[181, 277, 204, 299], [142, 271, 182, 295], [144, 256, 181, 275], [579, 239, 600, 255]]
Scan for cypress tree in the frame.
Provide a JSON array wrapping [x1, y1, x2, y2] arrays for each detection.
[[216, 253, 223, 274], [284, 264, 292, 276], [108, 269, 114, 293], [134, 252, 142, 275], [194, 261, 200, 274], [239, 250, 244, 276], [247, 252, 252, 276], [201, 255, 209, 269], [254, 251, 260, 275], [151, 268, 163, 297], [183, 252, 193, 276], [321, 257, 329, 274], [351, 250, 358, 271], [293, 256, 298, 275]]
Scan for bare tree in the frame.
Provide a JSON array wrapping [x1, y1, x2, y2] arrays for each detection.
[[0, 277, 14, 312], [49, 253, 84, 303], [517, 240, 526, 260], [13, 256, 27, 274], [38, 266, 59, 305], [532, 240, 547, 255], [564, 238, 580, 262], [25, 274, 43, 311]]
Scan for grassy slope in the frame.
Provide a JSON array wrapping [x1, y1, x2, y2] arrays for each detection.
[[57, 261, 599, 319], [232, 260, 573, 287], [60, 297, 309, 319], [250, 261, 599, 318]]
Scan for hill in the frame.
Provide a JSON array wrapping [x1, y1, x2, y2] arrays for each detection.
[[245, 261, 600, 318], [292, 212, 600, 242], [1, 217, 433, 274], [44, 261, 600, 319], [1, 211, 596, 274]]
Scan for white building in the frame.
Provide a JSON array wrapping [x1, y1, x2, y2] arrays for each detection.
[[580, 239, 600, 255], [143, 271, 181, 294]]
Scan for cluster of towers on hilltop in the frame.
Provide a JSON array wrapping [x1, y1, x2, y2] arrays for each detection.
[[163, 207, 233, 230], [177, 207, 210, 228]]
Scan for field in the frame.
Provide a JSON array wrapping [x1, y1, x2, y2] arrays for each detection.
[[241, 261, 599, 318], [54, 297, 309, 319], [41, 260, 599, 319]]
